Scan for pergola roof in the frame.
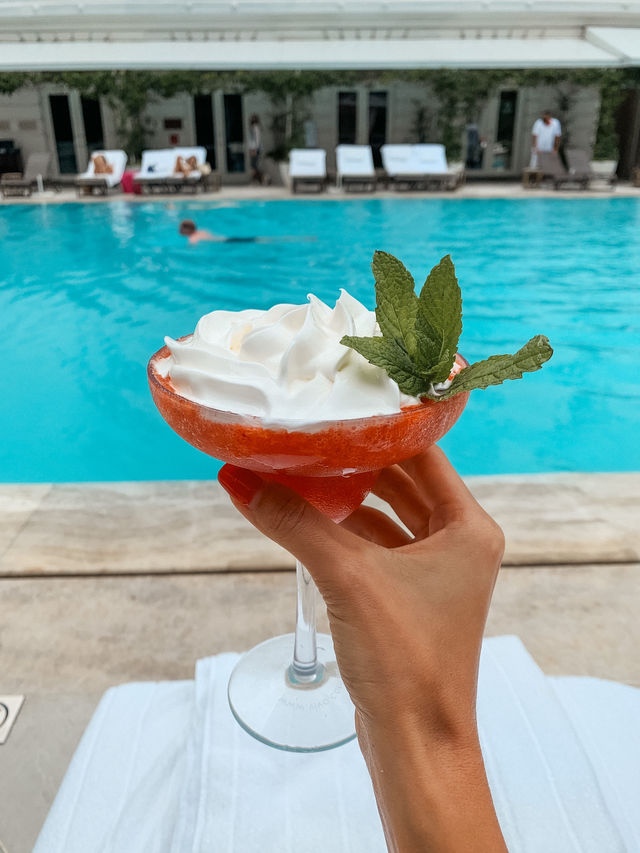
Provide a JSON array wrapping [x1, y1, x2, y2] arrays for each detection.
[[1, 0, 640, 69]]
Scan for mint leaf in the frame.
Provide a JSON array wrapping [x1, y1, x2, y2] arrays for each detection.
[[341, 251, 553, 404], [431, 335, 554, 400], [371, 251, 419, 359], [340, 335, 427, 397], [416, 255, 462, 383]]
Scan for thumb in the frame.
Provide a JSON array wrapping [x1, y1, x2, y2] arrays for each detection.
[[218, 464, 361, 589]]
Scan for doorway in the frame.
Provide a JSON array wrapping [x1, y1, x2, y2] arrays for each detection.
[[223, 94, 245, 173], [338, 92, 357, 145], [49, 94, 77, 173], [368, 91, 388, 168], [81, 97, 104, 157], [493, 90, 518, 171], [194, 94, 216, 169]]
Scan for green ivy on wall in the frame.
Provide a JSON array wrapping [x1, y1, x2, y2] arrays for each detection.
[[1, 67, 638, 161]]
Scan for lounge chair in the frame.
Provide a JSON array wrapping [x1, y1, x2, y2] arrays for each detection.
[[134, 147, 217, 194], [0, 152, 51, 197], [336, 145, 377, 192], [168, 146, 214, 193], [412, 144, 465, 190], [75, 150, 128, 196], [538, 151, 589, 190], [566, 149, 616, 191], [289, 149, 327, 193], [134, 149, 175, 193], [381, 144, 425, 190]]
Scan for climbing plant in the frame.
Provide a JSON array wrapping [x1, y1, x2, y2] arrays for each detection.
[[2, 67, 638, 161]]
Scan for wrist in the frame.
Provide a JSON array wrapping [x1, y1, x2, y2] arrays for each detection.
[[358, 713, 507, 853]]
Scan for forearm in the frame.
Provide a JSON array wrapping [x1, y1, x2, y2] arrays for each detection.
[[358, 715, 507, 853]]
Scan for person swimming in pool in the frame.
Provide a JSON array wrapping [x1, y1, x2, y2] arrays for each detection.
[[178, 219, 260, 245], [178, 219, 317, 246]]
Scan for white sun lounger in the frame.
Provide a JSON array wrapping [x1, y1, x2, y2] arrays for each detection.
[[289, 149, 327, 193], [381, 144, 463, 191], [336, 144, 377, 192], [411, 144, 465, 190], [135, 147, 213, 194], [381, 144, 426, 190], [75, 150, 128, 195], [171, 146, 207, 181], [136, 149, 176, 182]]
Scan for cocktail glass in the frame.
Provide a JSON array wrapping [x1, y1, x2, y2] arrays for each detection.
[[148, 344, 469, 752]]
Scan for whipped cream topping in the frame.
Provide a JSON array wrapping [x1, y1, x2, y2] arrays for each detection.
[[160, 290, 426, 425]]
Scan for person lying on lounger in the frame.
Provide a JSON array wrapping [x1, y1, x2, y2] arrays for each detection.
[[92, 154, 113, 175], [174, 156, 195, 176], [175, 155, 211, 177]]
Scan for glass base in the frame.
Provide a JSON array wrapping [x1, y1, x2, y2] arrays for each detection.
[[227, 633, 356, 752]]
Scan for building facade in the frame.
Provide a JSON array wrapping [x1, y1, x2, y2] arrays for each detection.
[[0, 79, 602, 183]]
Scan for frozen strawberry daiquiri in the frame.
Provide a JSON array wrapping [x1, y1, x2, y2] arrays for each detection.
[[148, 295, 467, 751], [148, 291, 469, 521], [148, 252, 552, 751], [149, 351, 467, 521]]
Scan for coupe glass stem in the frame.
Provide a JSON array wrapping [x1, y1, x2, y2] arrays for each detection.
[[289, 559, 323, 684]]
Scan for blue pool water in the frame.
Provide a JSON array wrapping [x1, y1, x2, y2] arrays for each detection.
[[2, 198, 639, 482]]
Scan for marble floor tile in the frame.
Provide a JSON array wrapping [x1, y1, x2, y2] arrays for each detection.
[[0, 484, 52, 558], [0, 473, 638, 577], [2, 564, 638, 695], [467, 473, 640, 564], [1, 562, 638, 853], [0, 481, 290, 576]]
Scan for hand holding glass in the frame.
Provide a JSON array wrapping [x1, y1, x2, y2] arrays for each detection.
[[148, 345, 468, 751]]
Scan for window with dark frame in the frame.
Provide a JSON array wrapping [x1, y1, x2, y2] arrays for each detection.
[[81, 97, 104, 155], [338, 91, 357, 145], [49, 94, 77, 173], [224, 94, 245, 173], [368, 91, 387, 168], [494, 90, 518, 170], [194, 95, 216, 169]]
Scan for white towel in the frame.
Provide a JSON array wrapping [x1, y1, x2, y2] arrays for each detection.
[[170, 655, 383, 853], [35, 637, 640, 853], [34, 682, 192, 853], [478, 641, 627, 852]]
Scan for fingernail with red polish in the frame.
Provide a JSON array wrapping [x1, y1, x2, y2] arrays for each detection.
[[218, 465, 263, 507]]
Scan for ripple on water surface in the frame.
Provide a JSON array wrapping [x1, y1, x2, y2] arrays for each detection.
[[2, 198, 639, 481]]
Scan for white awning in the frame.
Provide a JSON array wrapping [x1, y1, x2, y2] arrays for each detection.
[[586, 27, 640, 64], [1, 1, 640, 69], [0, 37, 622, 70]]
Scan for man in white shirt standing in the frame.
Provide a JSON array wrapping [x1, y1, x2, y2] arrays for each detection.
[[530, 109, 562, 167]]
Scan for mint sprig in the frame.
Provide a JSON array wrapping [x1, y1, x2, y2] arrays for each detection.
[[340, 252, 553, 400], [415, 254, 462, 383], [370, 251, 420, 361], [433, 335, 553, 399]]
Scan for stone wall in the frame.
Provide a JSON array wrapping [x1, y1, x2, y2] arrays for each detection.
[[0, 87, 51, 167], [0, 81, 603, 181]]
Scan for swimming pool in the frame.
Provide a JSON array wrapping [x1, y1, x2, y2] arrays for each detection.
[[2, 197, 639, 482]]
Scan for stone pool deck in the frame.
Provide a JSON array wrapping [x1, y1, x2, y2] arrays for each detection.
[[1, 473, 639, 851], [1, 178, 638, 207]]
